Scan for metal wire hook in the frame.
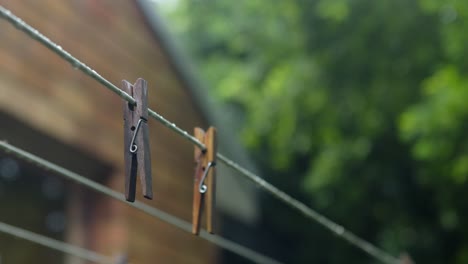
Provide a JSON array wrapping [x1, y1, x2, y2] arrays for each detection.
[[129, 118, 145, 153], [199, 161, 216, 193]]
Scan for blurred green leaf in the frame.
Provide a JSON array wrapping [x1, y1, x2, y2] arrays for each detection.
[[164, 0, 468, 262]]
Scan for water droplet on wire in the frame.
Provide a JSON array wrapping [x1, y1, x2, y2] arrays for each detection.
[[13, 20, 22, 28], [72, 61, 80, 70]]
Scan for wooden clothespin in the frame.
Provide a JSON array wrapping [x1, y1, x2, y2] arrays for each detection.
[[192, 127, 217, 235], [122, 78, 153, 202]]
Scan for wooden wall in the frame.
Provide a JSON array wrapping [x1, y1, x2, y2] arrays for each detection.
[[0, 0, 217, 263]]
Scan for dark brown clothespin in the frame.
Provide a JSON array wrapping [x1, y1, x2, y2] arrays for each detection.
[[192, 127, 217, 235], [122, 78, 153, 202]]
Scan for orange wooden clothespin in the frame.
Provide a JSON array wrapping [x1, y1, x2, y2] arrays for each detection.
[[192, 126, 217, 235], [122, 78, 153, 202]]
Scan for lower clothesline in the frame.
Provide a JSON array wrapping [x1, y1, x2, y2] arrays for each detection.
[[0, 221, 113, 264], [0, 141, 282, 264]]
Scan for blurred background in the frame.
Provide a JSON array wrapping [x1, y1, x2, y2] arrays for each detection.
[[156, 0, 468, 263], [0, 0, 467, 263]]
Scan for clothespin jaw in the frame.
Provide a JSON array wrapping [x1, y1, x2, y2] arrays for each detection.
[[192, 126, 217, 235], [122, 78, 153, 202]]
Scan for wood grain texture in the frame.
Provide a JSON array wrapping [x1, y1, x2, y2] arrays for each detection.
[[133, 78, 152, 199], [133, 78, 148, 120], [205, 127, 217, 234], [191, 127, 217, 234], [122, 80, 137, 202], [192, 127, 205, 235], [138, 121, 153, 199]]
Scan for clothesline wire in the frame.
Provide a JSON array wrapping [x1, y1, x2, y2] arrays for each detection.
[[0, 221, 112, 264], [0, 6, 402, 264], [0, 141, 282, 264]]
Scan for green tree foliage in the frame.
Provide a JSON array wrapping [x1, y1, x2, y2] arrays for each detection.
[[164, 0, 468, 263]]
